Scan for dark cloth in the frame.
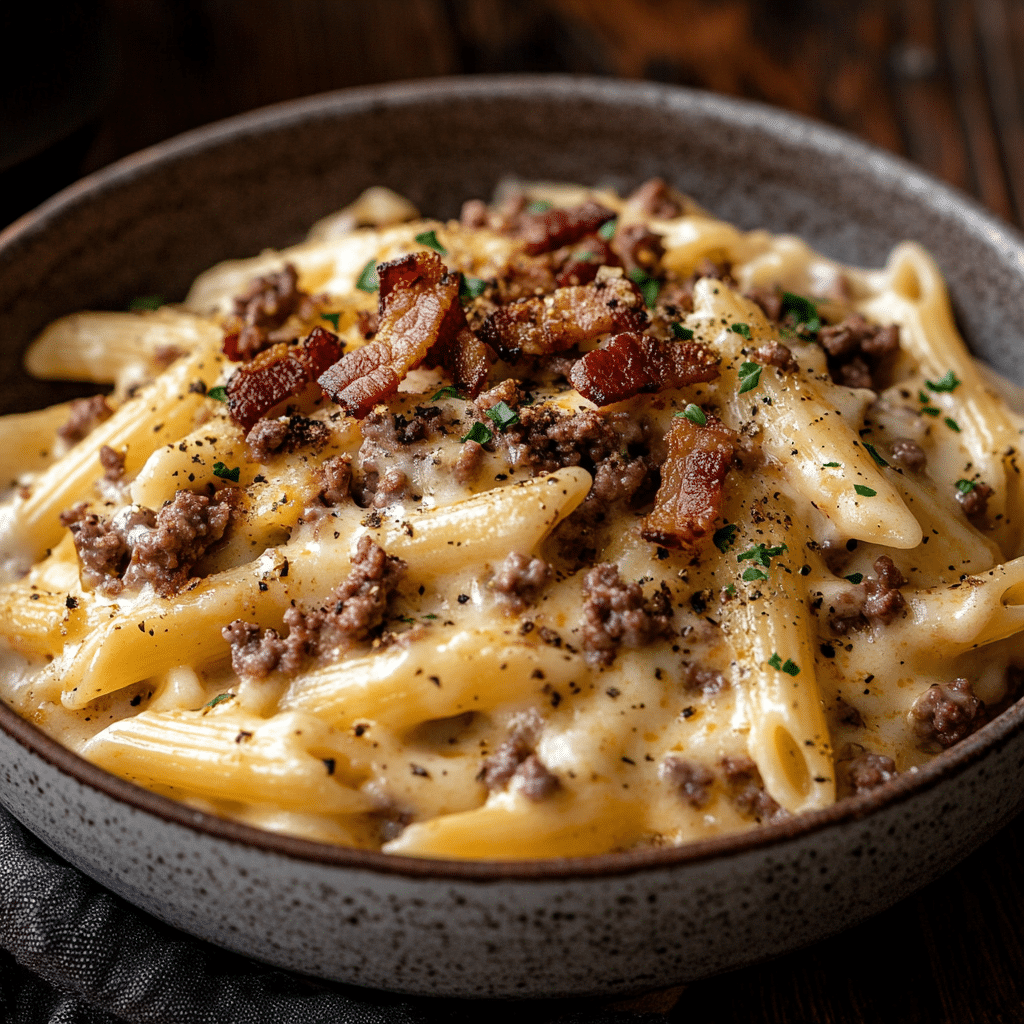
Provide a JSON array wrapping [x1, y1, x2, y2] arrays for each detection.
[[0, 806, 654, 1024]]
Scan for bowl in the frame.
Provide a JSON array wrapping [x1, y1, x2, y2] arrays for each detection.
[[1, 75, 1023, 999]]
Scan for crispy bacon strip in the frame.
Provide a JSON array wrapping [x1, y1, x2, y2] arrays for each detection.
[[519, 201, 616, 256], [570, 332, 719, 406], [424, 287, 489, 396], [640, 417, 735, 551], [225, 326, 342, 430], [318, 251, 463, 417], [480, 272, 646, 360]]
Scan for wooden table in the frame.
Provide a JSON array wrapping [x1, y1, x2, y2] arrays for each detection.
[[4, 2, 1023, 1020]]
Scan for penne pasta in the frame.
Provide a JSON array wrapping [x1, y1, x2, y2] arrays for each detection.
[[0, 178, 1019, 858]]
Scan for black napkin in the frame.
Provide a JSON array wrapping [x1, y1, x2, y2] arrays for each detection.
[[0, 804, 660, 1024]]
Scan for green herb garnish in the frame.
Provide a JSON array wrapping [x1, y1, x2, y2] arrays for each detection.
[[677, 404, 707, 426], [320, 312, 341, 330], [415, 229, 447, 255], [127, 295, 163, 311], [854, 484, 876, 497], [460, 276, 487, 301], [430, 385, 463, 401], [713, 524, 738, 553], [738, 361, 762, 393], [207, 386, 228, 402], [742, 567, 770, 582], [205, 692, 234, 708], [926, 370, 961, 393], [628, 267, 660, 308], [597, 218, 617, 241], [356, 259, 379, 292], [526, 199, 552, 214], [212, 462, 241, 482], [737, 543, 788, 568], [781, 292, 821, 335], [863, 442, 889, 468], [945, 417, 961, 432], [461, 422, 494, 445], [671, 322, 694, 340], [730, 322, 752, 340], [484, 401, 520, 431], [921, 406, 941, 417], [956, 479, 976, 494], [822, 461, 841, 468]]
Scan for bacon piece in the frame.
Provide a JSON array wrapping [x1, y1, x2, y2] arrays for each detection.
[[554, 237, 619, 288], [424, 288, 489, 396], [570, 332, 719, 407], [225, 326, 342, 430], [640, 417, 735, 551], [518, 201, 616, 256], [318, 251, 464, 417], [480, 271, 646, 360]]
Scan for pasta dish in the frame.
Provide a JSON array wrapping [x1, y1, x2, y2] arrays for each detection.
[[0, 179, 1021, 859]]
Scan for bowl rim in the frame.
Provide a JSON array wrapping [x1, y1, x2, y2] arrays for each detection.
[[2, 73, 1023, 883]]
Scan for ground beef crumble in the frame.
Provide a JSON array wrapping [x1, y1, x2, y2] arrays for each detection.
[[660, 755, 714, 808], [890, 437, 927, 471], [956, 481, 993, 521], [223, 536, 406, 677], [829, 555, 907, 633], [580, 562, 674, 666], [721, 755, 788, 823], [479, 709, 559, 801], [58, 395, 113, 445], [909, 678, 982, 748], [817, 314, 900, 390], [488, 551, 552, 612], [846, 751, 898, 794], [63, 488, 237, 597], [245, 416, 331, 463], [228, 263, 313, 360]]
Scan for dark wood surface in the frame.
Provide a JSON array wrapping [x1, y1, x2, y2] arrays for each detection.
[[4, 2, 1024, 1021]]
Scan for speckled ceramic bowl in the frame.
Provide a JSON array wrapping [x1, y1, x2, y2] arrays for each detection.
[[1, 77, 1023, 999]]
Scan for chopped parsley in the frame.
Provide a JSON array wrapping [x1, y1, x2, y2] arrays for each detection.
[[845, 572, 864, 584], [822, 461, 841, 468], [730, 322, 752, 340], [127, 295, 163, 311], [597, 218, 617, 241], [854, 484, 876, 497], [863, 442, 889, 467], [713, 523, 738, 553], [205, 692, 234, 708], [724, 584, 736, 597], [945, 417, 961, 432], [738, 360, 762, 393], [768, 653, 801, 675], [781, 292, 821, 335], [206, 386, 228, 402], [628, 267, 660, 308], [460, 275, 487, 301], [677, 403, 707, 426], [320, 312, 341, 330], [415, 229, 447, 255], [737, 543, 788, 567], [671, 322, 694, 340], [926, 369, 962, 393], [920, 406, 941, 417], [461, 422, 493, 445], [430, 385, 464, 401], [356, 259, 379, 292], [742, 567, 769, 582], [484, 400, 520, 431], [526, 199, 552, 214], [956, 479, 976, 494], [573, 251, 597, 262], [212, 462, 241, 482]]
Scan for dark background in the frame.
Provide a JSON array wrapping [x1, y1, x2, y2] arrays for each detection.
[[2, 1, 1024, 1021]]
